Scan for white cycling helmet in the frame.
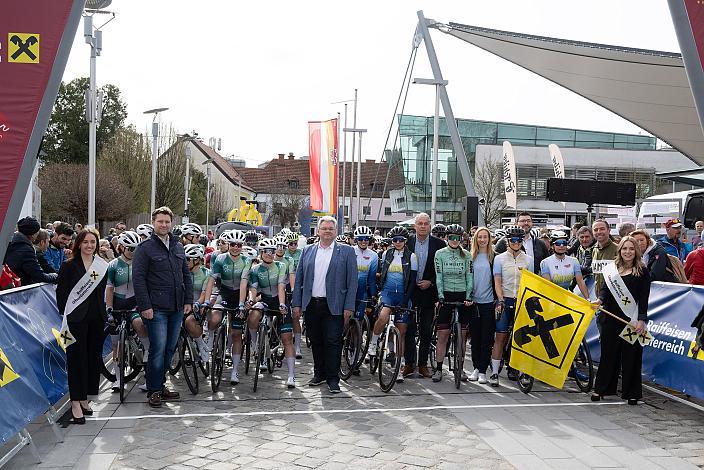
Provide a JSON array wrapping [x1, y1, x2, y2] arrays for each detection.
[[184, 243, 205, 259], [285, 231, 300, 243], [221, 230, 244, 244], [118, 231, 141, 248], [274, 234, 288, 246], [258, 238, 277, 251], [181, 223, 203, 237], [241, 246, 258, 258], [354, 225, 373, 238], [279, 228, 291, 237], [136, 224, 154, 238]]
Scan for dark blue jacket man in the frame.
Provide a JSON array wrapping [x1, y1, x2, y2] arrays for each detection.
[[132, 207, 192, 407], [4, 217, 57, 285]]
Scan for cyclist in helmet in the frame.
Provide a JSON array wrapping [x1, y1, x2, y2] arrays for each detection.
[[541, 230, 590, 299], [202, 229, 252, 385], [353, 225, 378, 325], [106, 231, 150, 391], [335, 234, 348, 244], [136, 224, 154, 242], [490, 225, 534, 387], [431, 223, 447, 241], [274, 235, 295, 288], [180, 223, 203, 246], [171, 225, 182, 238], [244, 230, 259, 249], [368, 225, 418, 383], [183, 243, 213, 363], [432, 224, 473, 383], [283, 230, 304, 357], [243, 238, 296, 387]]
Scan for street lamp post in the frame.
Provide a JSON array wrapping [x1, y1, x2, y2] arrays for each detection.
[[202, 159, 211, 233], [413, 77, 448, 225], [342, 127, 367, 227], [144, 107, 168, 214], [183, 143, 191, 223]]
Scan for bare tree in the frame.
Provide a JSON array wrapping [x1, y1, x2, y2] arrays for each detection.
[[474, 157, 508, 228], [267, 190, 306, 229], [208, 184, 230, 225]]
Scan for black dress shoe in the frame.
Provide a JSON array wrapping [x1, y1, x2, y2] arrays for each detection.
[[590, 394, 603, 402], [328, 382, 341, 394], [307, 376, 325, 386], [80, 406, 94, 416], [70, 412, 86, 425], [627, 399, 638, 405]]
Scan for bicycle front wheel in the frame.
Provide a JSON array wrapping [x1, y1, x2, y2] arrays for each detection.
[[211, 327, 226, 392], [168, 335, 182, 376], [118, 327, 128, 403], [253, 324, 267, 392], [452, 322, 465, 390], [429, 316, 438, 372], [180, 335, 199, 395], [378, 326, 402, 393], [244, 328, 251, 375], [340, 319, 360, 381], [573, 339, 594, 393]]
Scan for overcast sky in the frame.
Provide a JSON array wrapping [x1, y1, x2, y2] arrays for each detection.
[[61, 0, 680, 166]]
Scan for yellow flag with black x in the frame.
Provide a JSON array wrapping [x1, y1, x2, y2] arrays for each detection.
[[0, 348, 20, 387], [509, 270, 596, 389]]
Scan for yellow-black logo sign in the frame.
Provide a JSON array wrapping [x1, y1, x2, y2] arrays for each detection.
[[511, 288, 584, 370], [0, 348, 20, 387], [8, 33, 40, 64], [688, 341, 704, 361]]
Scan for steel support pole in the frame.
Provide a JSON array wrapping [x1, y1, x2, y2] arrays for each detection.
[[342, 104, 348, 229], [87, 46, 97, 227], [183, 145, 190, 223], [150, 121, 158, 214], [416, 11, 477, 202], [431, 83, 440, 225], [349, 89, 358, 226], [356, 131, 363, 223], [336, 111, 341, 227], [205, 162, 211, 232]]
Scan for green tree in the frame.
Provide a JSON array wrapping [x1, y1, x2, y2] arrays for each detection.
[[43, 77, 128, 164]]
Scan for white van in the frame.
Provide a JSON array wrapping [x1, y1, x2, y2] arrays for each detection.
[[637, 189, 704, 236]]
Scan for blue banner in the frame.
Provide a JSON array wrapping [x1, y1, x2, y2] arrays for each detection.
[[586, 282, 704, 400]]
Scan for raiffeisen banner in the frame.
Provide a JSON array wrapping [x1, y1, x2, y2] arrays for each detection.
[[0, 0, 84, 262]]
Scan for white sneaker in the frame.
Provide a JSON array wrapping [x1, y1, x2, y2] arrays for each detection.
[[478, 373, 488, 384], [368, 342, 377, 357], [230, 369, 239, 385], [286, 376, 295, 389], [139, 383, 148, 391], [468, 369, 480, 381], [432, 369, 443, 382]]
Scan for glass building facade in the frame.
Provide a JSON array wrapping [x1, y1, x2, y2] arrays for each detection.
[[396, 115, 657, 221]]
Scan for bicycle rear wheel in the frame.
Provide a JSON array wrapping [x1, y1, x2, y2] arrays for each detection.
[[211, 327, 226, 392], [573, 339, 594, 392], [378, 326, 402, 393], [168, 335, 182, 376], [244, 328, 251, 375], [340, 319, 360, 381], [517, 371, 534, 394], [180, 335, 199, 395], [429, 316, 438, 372], [100, 327, 117, 382], [253, 324, 266, 392], [354, 314, 371, 371], [452, 322, 465, 390], [118, 327, 128, 403]]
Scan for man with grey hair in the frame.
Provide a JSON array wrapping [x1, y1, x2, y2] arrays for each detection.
[[618, 222, 636, 238], [404, 213, 446, 378], [292, 216, 357, 393]]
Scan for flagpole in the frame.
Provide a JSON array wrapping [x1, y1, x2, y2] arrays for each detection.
[[349, 89, 358, 227], [336, 112, 341, 229], [342, 104, 348, 231]]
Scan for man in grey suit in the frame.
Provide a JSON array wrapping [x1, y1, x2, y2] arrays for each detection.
[[292, 216, 357, 393]]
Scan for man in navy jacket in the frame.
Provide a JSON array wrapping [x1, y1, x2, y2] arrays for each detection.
[[133, 207, 193, 407], [4, 217, 57, 285]]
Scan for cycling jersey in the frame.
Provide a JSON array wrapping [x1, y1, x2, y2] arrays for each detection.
[[434, 246, 473, 300], [540, 254, 581, 290], [354, 246, 378, 301], [107, 256, 134, 300], [284, 248, 302, 273], [275, 255, 292, 286], [210, 252, 251, 292], [493, 251, 534, 299], [382, 250, 418, 294], [245, 261, 286, 298], [191, 265, 210, 301]]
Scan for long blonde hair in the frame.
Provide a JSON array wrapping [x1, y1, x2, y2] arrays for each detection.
[[614, 236, 646, 276], [471, 227, 495, 263]]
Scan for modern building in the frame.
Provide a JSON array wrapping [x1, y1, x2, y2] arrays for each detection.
[[394, 114, 699, 227]]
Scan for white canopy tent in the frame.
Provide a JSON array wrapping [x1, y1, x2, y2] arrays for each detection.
[[439, 22, 704, 165]]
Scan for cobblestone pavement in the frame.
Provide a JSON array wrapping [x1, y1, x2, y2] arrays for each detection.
[[4, 348, 704, 470]]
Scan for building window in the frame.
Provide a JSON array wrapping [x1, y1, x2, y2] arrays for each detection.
[[287, 178, 299, 189], [259, 202, 267, 213], [384, 207, 392, 216], [343, 206, 349, 217], [363, 206, 371, 215]]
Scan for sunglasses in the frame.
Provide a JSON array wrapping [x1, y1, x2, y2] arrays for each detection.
[[229, 242, 243, 248], [553, 240, 569, 247], [508, 237, 523, 244], [391, 237, 406, 243], [288, 242, 298, 246], [448, 235, 462, 242], [126, 247, 136, 252], [355, 236, 371, 242], [261, 248, 276, 255]]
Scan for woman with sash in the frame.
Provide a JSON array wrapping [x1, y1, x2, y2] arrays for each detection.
[[592, 236, 650, 405], [56, 229, 108, 424]]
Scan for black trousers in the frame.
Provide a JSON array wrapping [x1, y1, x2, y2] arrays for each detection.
[[66, 315, 103, 401], [594, 315, 643, 400], [405, 296, 434, 367], [469, 302, 495, 374], [305, 298, 344, 384]]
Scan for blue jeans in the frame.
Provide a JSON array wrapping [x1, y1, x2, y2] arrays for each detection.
[[144, 310, 182, 393]]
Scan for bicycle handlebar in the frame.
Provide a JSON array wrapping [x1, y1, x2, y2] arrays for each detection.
[[439, 301, 471, 307]]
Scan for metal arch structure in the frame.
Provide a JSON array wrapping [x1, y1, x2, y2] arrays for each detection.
[[415, 10, 478, 204]]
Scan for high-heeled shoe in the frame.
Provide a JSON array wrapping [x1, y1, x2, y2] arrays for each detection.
[[70, 411, 86, 425], [627, 399, 638, 405], [81, 406, 93, 416], [590, 393, 603, 402]]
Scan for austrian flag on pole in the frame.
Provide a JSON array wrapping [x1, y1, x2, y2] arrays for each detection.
[[308, 119, 339, 215]]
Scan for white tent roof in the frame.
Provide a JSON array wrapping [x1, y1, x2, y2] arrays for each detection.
[[441, 22, 704, 165]]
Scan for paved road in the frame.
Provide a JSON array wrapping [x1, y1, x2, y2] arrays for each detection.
[[4, 347, 704, 470]]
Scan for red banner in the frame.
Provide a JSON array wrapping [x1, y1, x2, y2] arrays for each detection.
[[308, 119, 339, 215], [0, 0, 82, 259], [685, 0, 704, 70]]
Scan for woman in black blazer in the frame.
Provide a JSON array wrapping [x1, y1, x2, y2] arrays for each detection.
[[56, 229, 107, 424]]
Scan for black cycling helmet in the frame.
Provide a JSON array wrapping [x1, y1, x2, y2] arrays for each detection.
[[431, 223, 446, 236], [445, 224, 464, 236], [506, 226, 525, 239], [244, 230, 259, 246], [387, 226, 409, 239]]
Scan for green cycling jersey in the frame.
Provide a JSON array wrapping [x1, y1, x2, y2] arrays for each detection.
[[434, 246, 473, 301]]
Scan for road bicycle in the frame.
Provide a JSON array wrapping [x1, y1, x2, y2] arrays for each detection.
[[251, 305, 287, 392], [203, 305, 240, 392], [437, 301, 469, 390], [100, 310, 144, 403], [351, 298, 377, 374], [369, 304, 416, 393], [340, 315, 361, 381], [172, 313, 210, 395]]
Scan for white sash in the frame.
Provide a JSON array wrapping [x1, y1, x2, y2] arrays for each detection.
[[602, 262, 638, 323], [58, 256, 109, 349]]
